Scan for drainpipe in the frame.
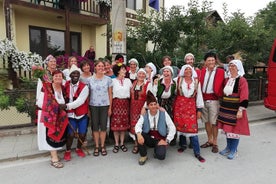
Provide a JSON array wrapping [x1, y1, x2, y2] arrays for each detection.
[[65, 1, 71, 55]]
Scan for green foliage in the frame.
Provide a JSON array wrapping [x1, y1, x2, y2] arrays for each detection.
[[0, 87, 10, 110], [127, 0, 276, 76]]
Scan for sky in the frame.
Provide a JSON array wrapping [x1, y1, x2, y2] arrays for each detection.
[[165, 0, 273, 18]]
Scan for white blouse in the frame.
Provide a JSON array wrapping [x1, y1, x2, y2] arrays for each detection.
[[112, 78, 132, 99]]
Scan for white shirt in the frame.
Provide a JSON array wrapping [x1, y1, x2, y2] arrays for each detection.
[[135, 110, 176, 142], [202, 67, 217, 94]]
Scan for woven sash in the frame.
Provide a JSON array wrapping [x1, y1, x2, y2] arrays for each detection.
[[218, 96, 240, 126]]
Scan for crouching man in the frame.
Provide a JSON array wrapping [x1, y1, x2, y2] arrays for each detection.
[[135, 91, 176, 165]]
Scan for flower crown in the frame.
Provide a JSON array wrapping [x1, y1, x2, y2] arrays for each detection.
[[118, 58, 124, 63]]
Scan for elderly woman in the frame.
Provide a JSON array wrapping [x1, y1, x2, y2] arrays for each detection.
[[126, 58, 139, 83], [217, 60, 250, 160], [173, 64, 205, 162], [129, 68, 151, 154], [37, 70, 68, 168], [111, 63, 132, 153]]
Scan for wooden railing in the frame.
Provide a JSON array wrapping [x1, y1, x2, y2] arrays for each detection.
[[27, 0, 101, 16]]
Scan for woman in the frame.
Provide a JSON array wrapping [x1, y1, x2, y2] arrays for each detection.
[[111, 63, 132, 153], [153, 66, 176, 118], [63, 56, 78, 81], [173, 64, 205, 162], [88, 60, 113, 156], [145, 62, 157, 84], [126, 58, 139, 83], [80, 60, 93, 85], [129, 68, 151, 154], [79, 60, 93, 146], [37, 70, 68, 168], [217, 59, 250, 160], [104, 59, 116, 78]]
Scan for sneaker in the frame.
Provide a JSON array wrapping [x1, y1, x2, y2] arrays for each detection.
[[138, 156, 148, 165], [195, 154, 206, 163], [64, 151, 71, 161], [75, 148, 86, 158], [227, 151, 238, 160], [219, 148, 230, 156]]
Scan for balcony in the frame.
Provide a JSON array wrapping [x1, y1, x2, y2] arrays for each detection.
[[8, 0, 108, 25]]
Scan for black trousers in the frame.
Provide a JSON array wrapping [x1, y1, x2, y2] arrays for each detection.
[[137, 132, 167, 160]]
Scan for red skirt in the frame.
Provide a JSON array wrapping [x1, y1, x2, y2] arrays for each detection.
[[111, 98, 130, 131], [129, 99, 145, 134], [173, 95, 198, 133]]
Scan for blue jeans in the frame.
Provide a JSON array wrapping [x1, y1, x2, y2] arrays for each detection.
[[180, 135, 200, 155]]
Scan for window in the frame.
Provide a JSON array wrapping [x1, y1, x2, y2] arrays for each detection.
[[127, 0, 144, 10], [29, 26, 81, 58]]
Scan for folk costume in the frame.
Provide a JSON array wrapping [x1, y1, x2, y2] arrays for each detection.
[[217, 60, 250, 159], [154, 66, 176, 119], [126, 58, 139, 83], [37, 82, 68, 150], [135, 91, 176, 162], [63, 65, 89, 160], [173, 65, 205, 162], [110, 77, 132, 131], [129, 79, 150, 137]]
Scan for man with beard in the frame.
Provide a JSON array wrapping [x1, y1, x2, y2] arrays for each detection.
[[61, 64, 89, 161]]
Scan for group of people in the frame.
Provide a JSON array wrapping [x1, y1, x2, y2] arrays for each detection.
[[36, 51, 250, 168]]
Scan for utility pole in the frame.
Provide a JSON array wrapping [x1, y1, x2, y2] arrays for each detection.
[[111, 0, 126, 60]]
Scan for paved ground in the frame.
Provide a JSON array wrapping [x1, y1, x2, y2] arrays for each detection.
[[0, 101, 275, 163], [0, 117, 275, 184]]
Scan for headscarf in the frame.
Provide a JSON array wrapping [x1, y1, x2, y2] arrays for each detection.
[[229, 59, 245, 76], [179, 64, 197, 78], [44, 55, 55, 64], [146, 62, 157, 76], [128, 58, 139, 69], [184, 53, 195, 63], [137, 68, 146, 75], [162, 65, 174, 76]]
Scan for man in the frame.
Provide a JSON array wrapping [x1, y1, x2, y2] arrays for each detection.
[[218, 55, 234, 77], [62, 64, 89, 161], [135, 91, 176, 165], [199, 52, 224, 153]]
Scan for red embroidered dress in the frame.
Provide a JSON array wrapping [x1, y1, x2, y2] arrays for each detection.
[[173, 77, 198, 133], [129, 80, 150, 134]]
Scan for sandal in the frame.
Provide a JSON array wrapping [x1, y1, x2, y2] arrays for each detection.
[[113, 145, 119, 153], [101, 146, 107, 156], [200, 142, 213, 148], [120, 144, 128, 152], [51, 160, 64, 168], [132, 146, 139, 154], [212, 145, 219, 153], [93, 147, 99, 156]]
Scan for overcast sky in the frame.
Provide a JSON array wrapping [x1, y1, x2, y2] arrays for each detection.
[[165, 0, 273, 17]]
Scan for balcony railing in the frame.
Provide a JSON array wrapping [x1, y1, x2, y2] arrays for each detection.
[[25, 0, 101, 16]]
